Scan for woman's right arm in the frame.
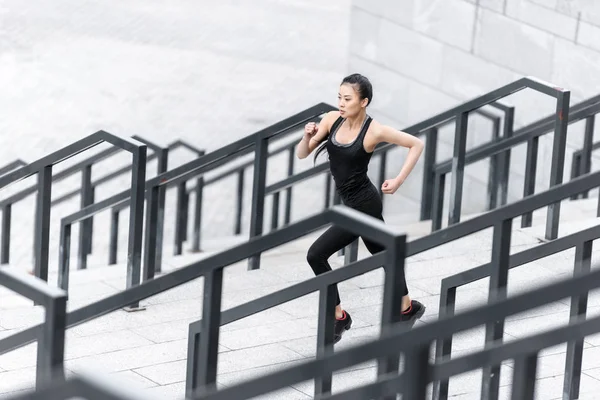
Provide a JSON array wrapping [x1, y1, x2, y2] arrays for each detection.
[[296, 111, 336, 159]]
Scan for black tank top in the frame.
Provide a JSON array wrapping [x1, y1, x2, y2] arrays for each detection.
[[326, 115, 378, 205]]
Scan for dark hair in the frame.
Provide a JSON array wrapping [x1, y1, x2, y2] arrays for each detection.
[[313, 73, 373, 164]]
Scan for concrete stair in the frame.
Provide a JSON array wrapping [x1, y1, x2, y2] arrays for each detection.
[[2, 198, 600, 399]]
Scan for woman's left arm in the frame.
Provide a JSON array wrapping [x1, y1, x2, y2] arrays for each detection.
[[373, 124, 425, 194]]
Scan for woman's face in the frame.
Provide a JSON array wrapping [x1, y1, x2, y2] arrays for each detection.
[[338, 83, 367, 118]]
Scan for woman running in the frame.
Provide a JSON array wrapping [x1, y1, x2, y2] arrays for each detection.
[[296, 73, 426, 343]]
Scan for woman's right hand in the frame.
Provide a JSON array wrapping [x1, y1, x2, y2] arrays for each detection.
[[304, 122, 318, 139]]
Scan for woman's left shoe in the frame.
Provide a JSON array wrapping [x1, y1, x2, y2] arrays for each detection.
[[400, 300, 426, 327], [334, 310, 352, 344]]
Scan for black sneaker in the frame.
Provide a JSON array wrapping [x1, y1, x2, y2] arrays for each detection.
[[334, 310, 352, 344], [400, 300, 426, 327]]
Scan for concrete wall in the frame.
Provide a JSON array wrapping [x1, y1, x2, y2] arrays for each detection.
[[348, 0, 600, 218]]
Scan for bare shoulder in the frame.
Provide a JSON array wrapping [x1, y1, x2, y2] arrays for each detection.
[[321, 110, 341, 132]]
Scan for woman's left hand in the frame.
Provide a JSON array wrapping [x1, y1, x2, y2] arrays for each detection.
[[381, 178, 402, 194]]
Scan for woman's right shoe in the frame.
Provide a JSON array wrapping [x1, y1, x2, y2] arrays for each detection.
[[334, 310, 352, 344]]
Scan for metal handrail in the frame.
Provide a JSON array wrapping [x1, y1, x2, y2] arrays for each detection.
[[55, 103, 335, 274], [185, 149, 600, 397], [0, 130, 148, 308], [1, 205, 409, 400], [0, 159, 27, 176], [0, 134, 165, 267], [193, 259, 600, 400], [254, 77, 570, 269]]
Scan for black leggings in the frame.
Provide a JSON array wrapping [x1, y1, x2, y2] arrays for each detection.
[[306, 193, 409, 305]]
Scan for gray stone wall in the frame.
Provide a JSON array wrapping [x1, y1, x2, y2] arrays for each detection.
[[349, 0, 600, 218]]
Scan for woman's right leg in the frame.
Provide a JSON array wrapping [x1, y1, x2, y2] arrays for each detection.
[[307, 225, 358, 315]]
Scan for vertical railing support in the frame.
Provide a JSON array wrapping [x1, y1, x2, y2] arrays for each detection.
[[432, 285, 457, 400], [37, 294, 67, 388], [481, 218, 512, 400], [154, 148, 170, 272], [284, 147, 294, 225], [34, 166, 53, 285], [314, 284, 337, 397], [191, 176, 204, 253], [499, 107, 515, 206], [546, 91, 571, 240], [344, 239, 359, 265], [174, 182, 186, 256], [420, 127, 438, 221], [108, 207, 119, 265], [1, 204, 11, 264], [521, 137, 538, 228], [248, 135, 268, 270], [234, 169, 244, 235], [431, 172, 445, 232], [143, 186, 160, 281], [402, 345, 431, 400], [124, 145, 147, 310], [58, 223, 71, 293], [378, 234, 407, 400], [487, 117, 501, 210], [78, 164, 93, 270], [570, 153, 582, 200], [448, 112, 468, 226], [511, 353, 538, 399], [271, 192, 280, 231], [581, 116, 595, 199], [193, 269, 224, 395], [324, 175, 332, 211], [378, 151, 388, 200], [563, 240, 593, 400]]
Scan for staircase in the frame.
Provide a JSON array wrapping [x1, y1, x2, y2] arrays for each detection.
[[1, 77, 600, 400]]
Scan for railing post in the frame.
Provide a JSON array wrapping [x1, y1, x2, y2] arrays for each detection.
[[570, 153, 582, 200], [563, 240, 592, 400], [34, 166, 52, 286], [108, 207, 119, 265], [432, 285, 456, 400], [402, 344, 431, 400], [481, 218, 512, 400], [284, 147, 294, 226], [143, 185, 160, 281], [324, 174, 332, 211], [546, 91, 571, 240], [521, 137, 538, 228], [124, 145, 147, 310], [155, 148, 170, 272], [182, 191, 189, 242], [1, 204, 11, 264], [174, 182, 186, 256], [420, 127, 438, 220], [448, 112, 468, 226], [58, 223, 71, 293], [87, 186, 95, 255], [581, 115, 595, 199], [191, 176, 204, 253], [193, 269, 223, 395], [344, 239, 359, 265], [511, 353, 538, 399], [314, 285, 337, 397], [334, 193, 346, 257], [378, 151, 388, 200], [271, 192, 280, 231], [378, 234, 407, 400], [487, 117, 501, 210], [37, 294, 67, 388], [78, 164, 93, 270], [248, 135, 268, 270], [234, 169, 244, 235], [499, 107, 515, 207], [431, 172, 445, 231]]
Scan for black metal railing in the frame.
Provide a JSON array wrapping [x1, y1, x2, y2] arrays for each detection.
[[184, 135, 600, 399], [0, 204, 409, 400], [0, 159, 27, 176], [0, 134, 162, 268], [192, 257, 600, 400], [0, 130, 147, 307], [54, 103, 335, 287], [256, 77, 570, 270]]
